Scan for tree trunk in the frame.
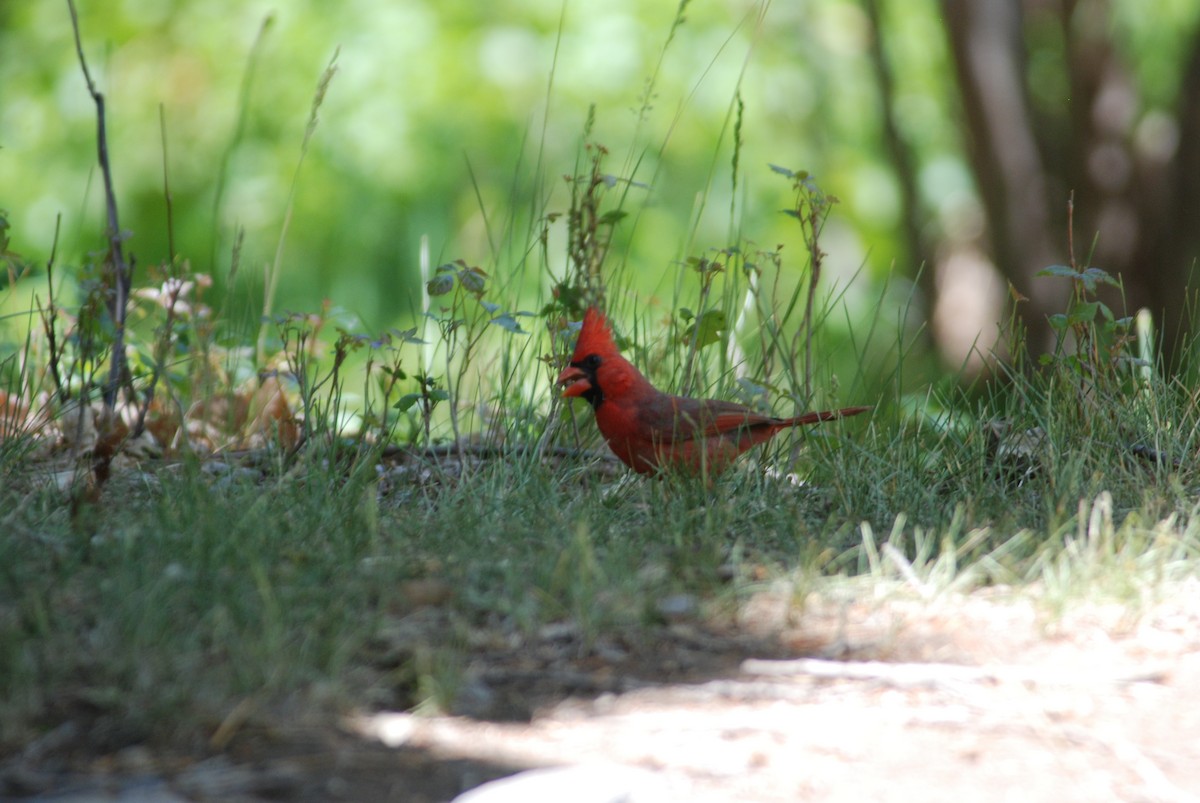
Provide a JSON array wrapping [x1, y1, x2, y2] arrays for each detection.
[[941, 0, 1066, 353], [941, 0, 1200, 365]]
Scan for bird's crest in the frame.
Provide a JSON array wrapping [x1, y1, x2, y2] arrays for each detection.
[[572, 307, 621, 360]]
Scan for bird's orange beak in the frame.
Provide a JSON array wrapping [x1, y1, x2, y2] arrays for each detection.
[[557, 365, 591, 398]]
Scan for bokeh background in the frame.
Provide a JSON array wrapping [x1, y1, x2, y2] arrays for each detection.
[[1, 0, 1198, 378]]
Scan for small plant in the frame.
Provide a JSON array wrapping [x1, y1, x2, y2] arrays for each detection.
[[421, 257, 533, 447], [547, 134, 629, 320], [395, 372, 450, 445], [772, 165, 840, 403], [1035, 195, 1142, 404], [677, 256, 728, 395], [363, 325, 426, 444]]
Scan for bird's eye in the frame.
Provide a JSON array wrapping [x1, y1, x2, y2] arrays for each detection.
[[582, 354, 602, 369]]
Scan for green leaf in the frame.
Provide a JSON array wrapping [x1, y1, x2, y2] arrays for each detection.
[[426, 274, 454, 296], [550, 283, 587, 315], [598, 210, 628, 225], [458, 267, 487, 296], [1048, 313, 1069, 333], [689, 258, 723, 275], [394, 393, 422, 412], [1082, 266, 1117, 287], [490, 313, 529, 334], [427, 389, 450, 402], [391, 326, 426, 344], [1067, 301, 1099, 325], [1037, 265, 1078, 279], [736, 378, 767, 394], [735, 377, 770, 403], [681, 309, 727, 348], [768, 164, 794, 177]]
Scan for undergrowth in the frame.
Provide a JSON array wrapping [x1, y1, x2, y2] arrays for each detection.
[[0, 1, 1198, 761]]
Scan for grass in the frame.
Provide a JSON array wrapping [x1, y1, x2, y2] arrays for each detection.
[[2, 0, 1200, 770], [2, 356, 1199, 754]]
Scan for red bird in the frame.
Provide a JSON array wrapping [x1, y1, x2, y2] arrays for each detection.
[[556, 307, 869, 476]]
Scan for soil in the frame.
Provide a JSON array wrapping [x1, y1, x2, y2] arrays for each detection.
[[6, 579, 1200, 803]]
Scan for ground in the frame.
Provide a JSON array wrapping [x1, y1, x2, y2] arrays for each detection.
[[7, 576, 1199, 802]]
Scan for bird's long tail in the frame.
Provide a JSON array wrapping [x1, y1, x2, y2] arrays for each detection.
[[784, 406, 871, 426]]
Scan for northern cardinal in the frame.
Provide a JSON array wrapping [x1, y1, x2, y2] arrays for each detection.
[[556, 307, 869, 476]]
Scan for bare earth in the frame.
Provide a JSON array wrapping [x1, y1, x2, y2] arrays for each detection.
[[357, 579, 1200, 803], [11, 578, 1200, 802]]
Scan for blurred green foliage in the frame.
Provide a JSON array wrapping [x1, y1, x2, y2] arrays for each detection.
[[0, 1, 920, 328], [0, 0, 1196, 364]]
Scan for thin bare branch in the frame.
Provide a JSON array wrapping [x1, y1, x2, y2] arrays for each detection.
[[67, 0, 133, 410]]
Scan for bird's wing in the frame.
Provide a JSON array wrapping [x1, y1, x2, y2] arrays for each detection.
[[635, 396, 777, 444]]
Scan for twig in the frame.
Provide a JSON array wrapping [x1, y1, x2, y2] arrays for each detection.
[[797, 192, 823, 401], [131, 278, 185, 439], [37, 215, 65, 398], [379, 442, 618, 463], [672, 678, 820, 703], [479, 667, 649, 695], [740, 657, 1170, 688], [209, 697, 257, 751], [160, 104, 177, 265], [67, 0, 133, 410]]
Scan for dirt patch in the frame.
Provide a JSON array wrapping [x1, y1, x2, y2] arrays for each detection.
[[8, 579, 1200, 802]]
